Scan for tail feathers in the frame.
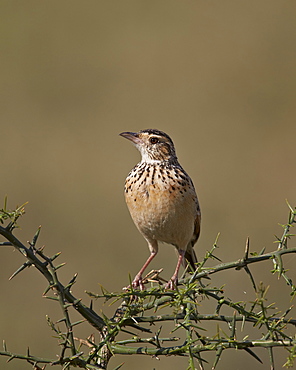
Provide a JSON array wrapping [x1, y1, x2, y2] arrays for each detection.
[[184, 245, 198, 272]]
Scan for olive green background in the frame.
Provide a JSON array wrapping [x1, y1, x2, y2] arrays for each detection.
[[1, 1, 296, 369]]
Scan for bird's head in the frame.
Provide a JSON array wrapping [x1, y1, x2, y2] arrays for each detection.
[[120, 129, 177, 163]]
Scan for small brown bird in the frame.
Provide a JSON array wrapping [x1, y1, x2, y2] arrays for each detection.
[[120, 129, 201, 289]]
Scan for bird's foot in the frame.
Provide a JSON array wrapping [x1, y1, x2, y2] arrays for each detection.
[[125, 275, 145, 291], [165, 276, 178, 290]]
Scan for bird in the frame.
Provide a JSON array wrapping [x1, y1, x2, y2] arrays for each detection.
[[120, 129, 201, 290]]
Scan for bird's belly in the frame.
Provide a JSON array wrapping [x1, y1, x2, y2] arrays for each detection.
[[125, 184, 196, 248]]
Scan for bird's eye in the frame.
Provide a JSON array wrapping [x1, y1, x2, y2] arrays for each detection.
[[149, 137, 159, 144]]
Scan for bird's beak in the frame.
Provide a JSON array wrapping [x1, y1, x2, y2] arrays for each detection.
[[119, 132, 141, 145]]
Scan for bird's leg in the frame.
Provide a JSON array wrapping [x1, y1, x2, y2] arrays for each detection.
[[166, 250, 185, 290], [130, 252, 157, 290]]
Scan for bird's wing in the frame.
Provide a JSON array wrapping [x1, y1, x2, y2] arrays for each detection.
[[184, 208, 201, 271]]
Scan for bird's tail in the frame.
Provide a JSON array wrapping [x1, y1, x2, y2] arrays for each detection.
[[184, 244, 198, 272]]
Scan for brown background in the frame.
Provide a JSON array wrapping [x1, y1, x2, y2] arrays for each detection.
[[1, 1, 296, 369]]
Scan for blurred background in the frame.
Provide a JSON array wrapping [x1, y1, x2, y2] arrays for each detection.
[[1, 1, 296, 369]]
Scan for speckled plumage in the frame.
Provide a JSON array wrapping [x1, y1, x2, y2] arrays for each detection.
[[120, 129, 201, 289]]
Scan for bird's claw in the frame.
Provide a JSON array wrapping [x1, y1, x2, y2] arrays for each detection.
[[133, 278, 145, 291], [165, 277, 178, 290], [125, 275, 145, 291]]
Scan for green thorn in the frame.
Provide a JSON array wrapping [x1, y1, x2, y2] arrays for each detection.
[[50, 251, 62, 261], [112, 363, 125, 370], [212, 346, 223, 369], [72, 319, 86, 327], [44, 296, 59, 301], [244, 237, 250, 260], [268, 346, 275, 369], [243, 347, 263, 364], [65, 273, 78, 289], [230, 311, 236, 339], [243, 266, 257, 292], [9, 261, 32, 280], [7, 355, 16, 363], [31, 225, 42, 247], [43, 285, 52, 296], [56, 318, 67, 324], [54, 262, 66, 271]]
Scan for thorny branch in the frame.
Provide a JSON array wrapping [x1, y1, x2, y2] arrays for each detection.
[[0, 199, 296, 369]]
